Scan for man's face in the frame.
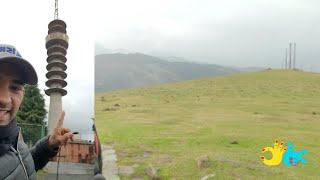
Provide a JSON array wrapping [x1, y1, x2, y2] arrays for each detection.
[[0, 63, 24, 125]]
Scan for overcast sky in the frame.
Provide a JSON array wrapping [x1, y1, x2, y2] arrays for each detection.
[[1, 0, 94, 139], [2, 0, 319, 138], [94, 0, 320, 72]]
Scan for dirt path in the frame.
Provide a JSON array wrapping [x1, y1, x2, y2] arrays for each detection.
[[102, 145, 120, 180]]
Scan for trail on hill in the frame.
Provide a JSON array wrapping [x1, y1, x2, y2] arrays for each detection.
[[102, 145, 120, 180]]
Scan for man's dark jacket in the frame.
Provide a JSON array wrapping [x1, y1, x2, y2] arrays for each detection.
[[0, 131, 58, 180]]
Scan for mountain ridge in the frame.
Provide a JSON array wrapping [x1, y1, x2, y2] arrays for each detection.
[[95, 52, 263, 92]]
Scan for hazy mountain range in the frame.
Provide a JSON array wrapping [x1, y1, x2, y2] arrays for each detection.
[[95, 51, 264, 92]]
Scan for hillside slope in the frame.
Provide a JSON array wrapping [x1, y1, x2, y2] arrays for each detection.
[[95, 53, 241, 92], [96, 70, 320, 179]]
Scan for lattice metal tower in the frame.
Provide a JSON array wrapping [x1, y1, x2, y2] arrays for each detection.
[[45, 0, 69, 132]]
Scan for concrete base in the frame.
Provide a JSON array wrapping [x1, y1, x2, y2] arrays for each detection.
[[38, 161, 95, 180], [47, 92, 63, 132]]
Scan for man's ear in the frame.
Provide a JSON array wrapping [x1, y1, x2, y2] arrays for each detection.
[[21, 86, 25, 98]]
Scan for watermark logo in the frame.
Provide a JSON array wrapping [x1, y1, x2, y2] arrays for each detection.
[[260, 140, 308, 167], [282, 142, 308, 167]]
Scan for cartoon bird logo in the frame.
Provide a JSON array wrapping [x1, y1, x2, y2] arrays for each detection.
[[282, 142, 308, 167], [260, 140, 308, 167], [260, 140, 287, 166]]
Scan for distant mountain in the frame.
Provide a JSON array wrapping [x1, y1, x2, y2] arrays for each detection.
[[95, 53, 246, 92], [238, 67, 265, 72], [160, 56, 191, 63], [95, 43, 131, 55]]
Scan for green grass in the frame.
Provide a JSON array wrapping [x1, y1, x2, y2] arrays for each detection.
[[95, 70, 320, 179]]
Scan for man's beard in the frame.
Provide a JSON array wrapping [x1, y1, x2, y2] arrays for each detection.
[[0, 111, 11, 125], [0, 105, 13, 125]]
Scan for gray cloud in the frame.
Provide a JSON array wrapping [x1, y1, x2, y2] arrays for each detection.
[[95, 0, 320, 72]]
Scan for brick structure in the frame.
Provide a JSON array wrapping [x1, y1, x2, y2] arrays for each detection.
[[53, 139, 95, 164]]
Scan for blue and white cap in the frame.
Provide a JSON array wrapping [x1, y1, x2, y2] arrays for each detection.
[[0, 44, 38, 85]]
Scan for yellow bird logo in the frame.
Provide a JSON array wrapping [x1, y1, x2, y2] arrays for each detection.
[[260, 140, 287, 166]]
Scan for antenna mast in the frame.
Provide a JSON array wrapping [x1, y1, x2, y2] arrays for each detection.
[[46, 0, 69, 132], [54, 0, 59, 19]]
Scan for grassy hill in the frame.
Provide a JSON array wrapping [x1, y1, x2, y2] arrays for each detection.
[[95, 70, 320, 179]]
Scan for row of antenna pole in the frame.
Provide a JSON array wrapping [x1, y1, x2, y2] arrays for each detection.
[[284, 43, 296, 70]]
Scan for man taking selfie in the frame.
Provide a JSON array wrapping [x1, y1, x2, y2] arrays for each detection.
[[0, 44, 73, 180]]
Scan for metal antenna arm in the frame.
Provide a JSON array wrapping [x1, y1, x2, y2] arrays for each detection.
[[54, 0, 59, 19]]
